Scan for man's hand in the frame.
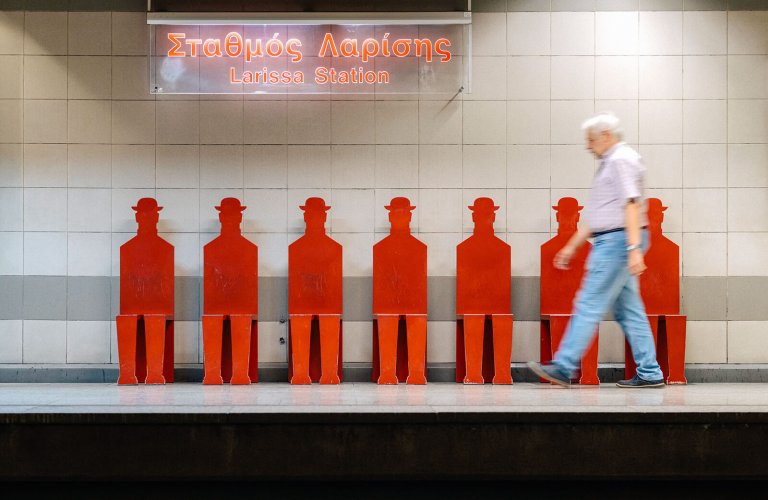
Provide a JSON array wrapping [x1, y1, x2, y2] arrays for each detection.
[[554, 245, 575, 270], [628, 248, 646, 276]]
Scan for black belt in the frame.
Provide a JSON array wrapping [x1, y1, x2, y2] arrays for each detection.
[[592, 225, 647, 237]]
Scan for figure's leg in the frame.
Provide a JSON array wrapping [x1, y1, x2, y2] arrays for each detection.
[[144, 315, 167, 385], [405, 315, 427, 385], [492, 315, 513, 385], [664, 315, 688, 384], [116, 315, 139, 385], [319, 315, 341, 385], [462, 315, 485, 384], [202, 315, 224, 385], [614, 276, 664, 382], [229, 315, 253, 385], [377, 315, 399, 385], [290, 315, 312, 385]]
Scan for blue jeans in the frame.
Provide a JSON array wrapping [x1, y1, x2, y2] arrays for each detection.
[[553, 229, 664, 381]]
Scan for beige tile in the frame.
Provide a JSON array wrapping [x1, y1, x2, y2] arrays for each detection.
[[683, 11, 726, 55], [551, 12, 594, 56], [507, 188, 551, 233], [462, 101, 506, 145], [24, 12, 67, 55], [68, 188, 110, 232], [24, 55, 67, 99], [598, 321, 624, 364], [200, 145, 243, 188], [639, 56, 682, 99], [426, 321, 456, 364], [68, 232, 110, 277], [23, 320, 66, 364], [507, 145, 549, 189], [111, 12, 148, 56], [728, 233, 768, 276], [728, 100, 768, 144], [0, 321, 22, 362], [507, 100, 550, 145], [419, 100, 462, 145], [639, 100, 682, 144], [375, 101, 418, 144], [68, 12, 110, 56], [0, 55, 21, 98], [640, 145, 682, 189], [462, 145, 506, 188], [551, 56, 594, 100], [24, 233, 66, 275], [728, 322, 768, 363], [332, 232, 373, 277], [244, 145, 287, 188], [474, 13, 507, 56], [111, 144, 155, 188], [244, 100, 287, 144], [682, 188, 726, 232], [287, 145, 331, 188], [156, 144, 199, 188], [242, 189, 287, 233], [417, 188, 462, 234], [512, 321, 539, 362], [331, 101, 374, 145], [24, 188, 66, 231], [728, 188, 768, 232], [682, 144, 726, 188], [0, 12, 24, 55], [0, 187, 22, 231], [257, 322, 288, 363], [111, 56, 150, 100], [68, 100, 111, 144], [595, 56, 638, 100], [330, 188, 375, 233], [683, 56, 726, 99], [684, 322, 727, 363], [340, 321, 373, 362], [0, 99, 22, 143], [507, 12, 550, 56], [465, 56, 506, 101], [200, 100, 243, 145], [551, 145, 594, 189], [418, 145, 462, 189], [728, 144, 768, 188], [68, 56, 111, 100], [285, 100, 330, 144], [420, 232, 462, 276], [172, 322, 199, 365], [639, 11, 682, 55], [596, 12, 638, 56], [331, 145, 375, 189], [374, 145, 418, 188], [252, 233, 290, 278], [508, 232, 548, 277], [728, 11, 768, 55], [24, 100, 67, 144], [67, 144, 111, 188], [728, 55, 768, 99], [683, 100, 726, 144], [0, 144, 22, 187], [111, 100, 155, 144], [23, 144, 67, 187], [111, 188, 154, 234], [156, 100, 198, 144], [155, 188, 199, 233], [550, 100, 594, 145], [682, 233, 726, 277], [507, 56, 550, 100]]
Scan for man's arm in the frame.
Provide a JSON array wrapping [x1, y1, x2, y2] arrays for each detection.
[[554, 224, 591, 270], [625, 200, 646, 276]]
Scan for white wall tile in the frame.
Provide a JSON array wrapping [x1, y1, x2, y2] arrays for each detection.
[[0, 12, 24, 55], [551, 56, 594, 100], [245, 145, 287, 188], [111, 144, 155, 188], [463, 144, 506, 188], [23, 320, 66, 363], [728, 55, 768, 99], [639, 100, 682, 144], [729, 188, 768, 232], [0, 232, 22, 275], [474, 13, 507, 56], [287, 145, 331, 188], [466, 56, 506, 101], [200, 145, 243, 188], [595, 99, 639, 145], [0, 144, 22, 187], [421, 232, 461, 276], [419, 100, 462, 144], [729, 233, 768, 276], [639, 56, 682, 99], [244, 100, 287, 144], [418, 145, 462, 189], [68, 232, 111, 277], [67, 321, 110, 363], [507, 145, 549, 189], [330, 189, 374, 233], [248, 232, 288, 277], [418, 189, 461, 233], [728, 144, 768, 188], [156, 101, 199, 145], [683, 56, 726, 99], [286, 101, 330, 144], [682, 232, 726, 277], [375, 101, 418, 144], [68, 100, 111, 144], [331, 101, 374, 145], [23, 144, 67, 187], [111, 188, 154, 233], [728, 11, 768, 55], [111, 56, 149, 100], [507, 101, 550, 145], [257, 321, 287, 363], [111, 12, 148, 56], [200, 100, 243, 145], [682, 188, 726, 232], [551, 12, 594, 56], [173, 321, 199, 364], [0, 188, 22, 231], [508, 232, 548, 277], [683, 100, 726, 143], [550, 100, 594, 145], [0, 99, 22, 143], [24, 187, 66, 231], [645, 188, 682, 232], [728, 100, 768, 144], [110, 232, 132, 276], [507, 56, 550, 100], [462, 189, 507, 233], [508, 189, 551, 233], [111, 101, 155, 144], [512, 321, 539, 362], [374, 145, 418, 188], [728, 321, 768, 363], [330, 145, 375, 189], [24, 232, 66, 275], [426, 321, 456, 364], [24, 100, 67, 143], [683, 11, 726, 55], [595, 56, 639, 100], [68, 12, 110, 56], [24, 12, 66, 55], [0, 321, 22, 363], [682, 144, 726, 188], [243, 189, 287, 233], [598, 321, 624, 363], [68, 144, 111, 188], [639, 11, 682, 56], [341, 321, 372, 363], [463, 101, 506, 145], [596, 12, 638, 56], [162, 232, 199, 276], [69, 56, 111, 100], [551, 145, 594, 189], [0, 55, 22, 98], [156, 188, 199, 233], [507, 12, 550, 56], [331, 232, 372, 277], [156, 145, 199, 188], [68, 188, 111, 232]]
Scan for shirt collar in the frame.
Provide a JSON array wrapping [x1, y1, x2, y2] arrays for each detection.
[[600, 141, 625, 160]]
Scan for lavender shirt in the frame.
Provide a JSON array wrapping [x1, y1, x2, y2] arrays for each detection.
[[584, 142, 648, 234]]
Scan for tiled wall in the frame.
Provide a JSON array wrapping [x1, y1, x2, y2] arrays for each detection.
[[1, 0, 768, 372]]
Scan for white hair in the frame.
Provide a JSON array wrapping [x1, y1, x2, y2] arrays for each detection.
[[581, 112, 623, 140]]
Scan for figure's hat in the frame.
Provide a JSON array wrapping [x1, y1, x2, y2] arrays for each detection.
[[215, 197, 247, 213], [468, 197, 499, 212], [132, 197, 162, 213], [385, 197, 416, 211], [552, 197, 583, 212], [646, 198, 668, 213], [300, 197, 331, 212]]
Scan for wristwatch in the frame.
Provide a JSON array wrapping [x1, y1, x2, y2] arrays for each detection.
[[626, 243, 641, 252]]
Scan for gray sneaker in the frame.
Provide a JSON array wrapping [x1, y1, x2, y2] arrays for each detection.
[[616, 374, 665, 388], [527, 361, 571, 387]]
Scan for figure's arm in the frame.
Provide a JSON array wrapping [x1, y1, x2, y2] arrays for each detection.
[[625, 199, 646, 276], [553, 223, 591, 270]]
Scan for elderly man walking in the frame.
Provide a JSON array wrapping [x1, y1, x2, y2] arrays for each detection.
[[528, 113, 665, 388]]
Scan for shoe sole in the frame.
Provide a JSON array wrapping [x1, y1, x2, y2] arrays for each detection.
[[527, 361, 570, 388], [615, 381, 665, 388]]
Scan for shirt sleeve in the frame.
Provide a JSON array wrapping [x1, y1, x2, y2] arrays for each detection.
[[612, 159, 642, 201]]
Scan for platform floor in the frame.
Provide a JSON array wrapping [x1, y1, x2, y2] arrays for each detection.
[[1, 382, 768, 414]]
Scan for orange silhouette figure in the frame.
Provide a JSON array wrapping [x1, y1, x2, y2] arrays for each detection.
[[202, 198, 259, 385], [455, 198, 514, 384], [372, 197, 428, 385], [540, 197, 599, 385], [288, 197, 343, 385], [116, 198, 175, 385], [625, 198, 687, 384]]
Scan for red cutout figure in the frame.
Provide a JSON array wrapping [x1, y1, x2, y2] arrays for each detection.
[[372, 197, 428, 385], [116, 198, 174, 385], [455, 198, 513, 384], [288, 197, 343, 385], [202, 198, 258, 385], [540, 197, 599, 385], [625, 198, 687, 384]]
